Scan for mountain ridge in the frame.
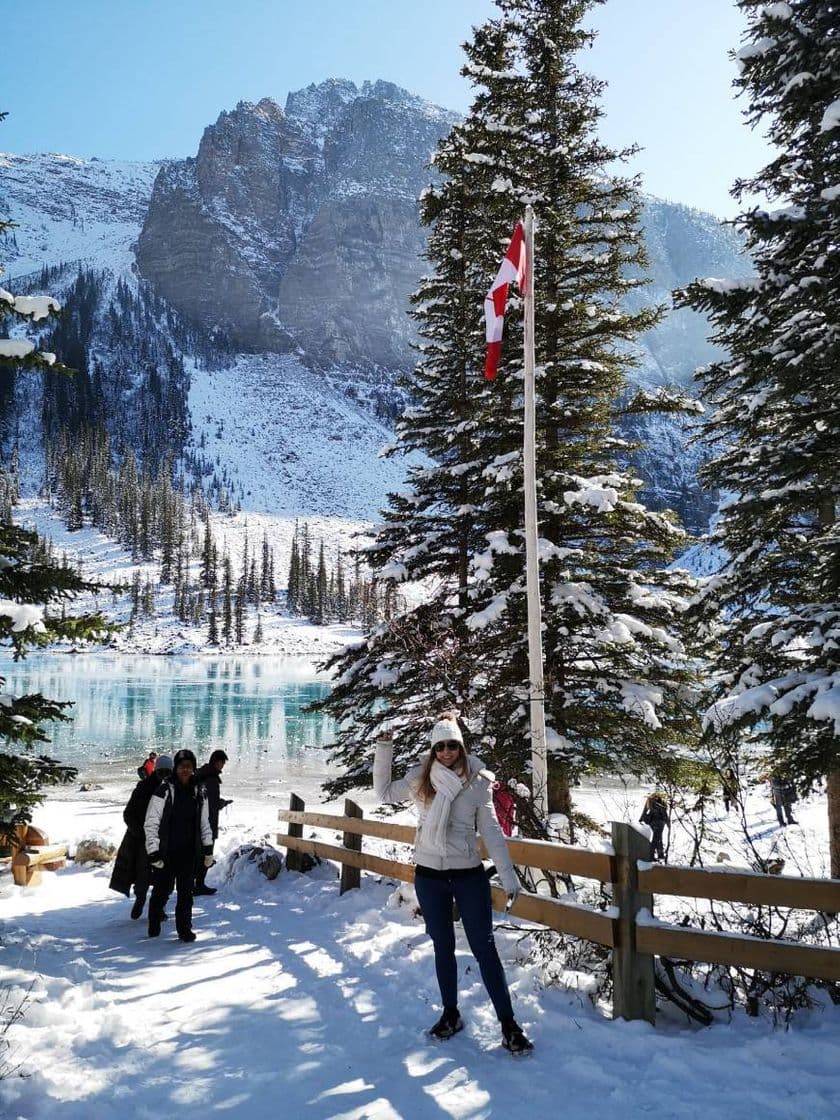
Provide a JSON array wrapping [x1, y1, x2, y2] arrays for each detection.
[[0, 78, 751, 536]]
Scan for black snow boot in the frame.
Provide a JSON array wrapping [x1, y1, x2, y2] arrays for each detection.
[[148, 914, 161, 938], [429, 1007, 464, 1040], [501, 1017, 533, 1054]]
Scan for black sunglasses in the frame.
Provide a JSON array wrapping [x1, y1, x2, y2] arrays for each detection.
[[433, 741, 461, 753]]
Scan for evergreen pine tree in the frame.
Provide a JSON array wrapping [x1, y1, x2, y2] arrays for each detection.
[[336, 551, 347, 621], [142, 576, 155, 617], [288, 532, 300, 614], [315, 541, 328, 624], [260, 533, 272, 600], [679, 0, 840, 872], [235, 574, 246, 645], [130, 568, 141, 620], [268, 549, 276, 601], [0, 158, 113, 823], [207, 591, 219, 646], [158, 468, 175, 584], [200, 508, 214, 589], [315, 0, 699, 811], [248, 557, 258, 605], [221, 555, 233, 646]]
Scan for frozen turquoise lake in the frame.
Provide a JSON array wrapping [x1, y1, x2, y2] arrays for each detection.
[[0, 654, 337, 792]]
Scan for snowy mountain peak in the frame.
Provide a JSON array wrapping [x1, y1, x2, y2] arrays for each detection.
[[0, 151, 159, 279], [285, 79, 362, 141]]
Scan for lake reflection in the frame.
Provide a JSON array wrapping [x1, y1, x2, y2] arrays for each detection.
[[0, 654, 336, 785]]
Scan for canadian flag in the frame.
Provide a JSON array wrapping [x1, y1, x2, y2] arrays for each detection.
[[483, 221, 527, 381]]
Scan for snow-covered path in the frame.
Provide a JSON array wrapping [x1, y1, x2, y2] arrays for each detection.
[[3, 792, 840, 1120]]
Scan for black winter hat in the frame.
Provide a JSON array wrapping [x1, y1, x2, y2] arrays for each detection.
[[173, 748, 197, 770]]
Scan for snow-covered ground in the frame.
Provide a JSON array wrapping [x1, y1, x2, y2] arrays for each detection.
[[0, 152, 159, 280], [2, 774, 838, 1120], [187, 353, 409, 522], [14, 497, 370, 659]]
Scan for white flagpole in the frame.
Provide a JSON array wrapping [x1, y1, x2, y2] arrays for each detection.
[[522, 205, 548, 819]]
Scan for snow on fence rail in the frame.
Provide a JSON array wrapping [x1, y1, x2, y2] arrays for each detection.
[[277, 795, 840, 1024]]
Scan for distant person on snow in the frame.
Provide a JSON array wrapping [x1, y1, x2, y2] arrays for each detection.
[[194, 749, 232, 896], [639, 792, 669, 861], [144, 748, 214, 942], [110, 754, 173, 920], [770, 775, 798, 827], [374, 715, 533, 1055], [137, 751, 157, 780], [721, 767, 739, 814]]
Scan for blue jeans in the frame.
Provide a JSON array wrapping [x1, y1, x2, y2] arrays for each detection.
[[414, 866, 513, 1021]]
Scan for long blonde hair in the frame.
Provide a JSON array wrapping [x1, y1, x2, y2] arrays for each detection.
[[416, 714, 469, 804]]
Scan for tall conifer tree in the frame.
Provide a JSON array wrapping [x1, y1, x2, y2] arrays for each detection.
[[317, 0, 699, 810], [0, 144, 112, 825], [679, 0, 840, 872]]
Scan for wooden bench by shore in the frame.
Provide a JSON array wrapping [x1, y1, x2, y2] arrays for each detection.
[[5, 824, 68, 887]]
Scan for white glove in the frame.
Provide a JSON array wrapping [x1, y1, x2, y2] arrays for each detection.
[[499, 867, 520, 909], [151, 860, 164, 870], [204, 854, 215, 869]]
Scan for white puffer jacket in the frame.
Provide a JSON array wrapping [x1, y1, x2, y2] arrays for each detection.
[[144, 778, 213, 859], [373, 739, 518, 893]]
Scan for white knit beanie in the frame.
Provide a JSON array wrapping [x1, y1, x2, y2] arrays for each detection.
[[430, 717, 463, 747]]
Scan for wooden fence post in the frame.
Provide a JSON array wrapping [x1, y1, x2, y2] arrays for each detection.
[[285, 793, 305, 873], [611, 821, 655, 1025], [340, 799, 363, 895]]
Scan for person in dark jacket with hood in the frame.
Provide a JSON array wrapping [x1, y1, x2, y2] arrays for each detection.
[[144, 748, 213, 942], [640, 792, 669, 861], [194, 749, 231, 896], [109, 754, 173, 919]]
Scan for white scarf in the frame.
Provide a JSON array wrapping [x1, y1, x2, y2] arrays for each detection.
[[424, 760, 467, 855]]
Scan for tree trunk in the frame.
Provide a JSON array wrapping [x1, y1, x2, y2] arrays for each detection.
[[828, 769, 840, 880]]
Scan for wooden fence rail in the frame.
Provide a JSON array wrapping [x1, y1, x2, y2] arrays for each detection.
[[277, 795, 840, 1023]]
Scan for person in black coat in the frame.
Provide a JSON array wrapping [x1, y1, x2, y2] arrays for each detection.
[[109, 755, 173, 919], [194, 749, 231, 896], [639, 792, 669, 861], [722, 767, 739, 814], [144, 748, 214, 942], [770, 775, 797, 827]]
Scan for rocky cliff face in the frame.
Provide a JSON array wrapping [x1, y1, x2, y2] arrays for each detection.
[[2, 81, 753, 532], [136, 80, 749, 385], [136, 81, 456, 363]]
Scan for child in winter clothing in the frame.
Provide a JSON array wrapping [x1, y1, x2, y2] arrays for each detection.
[[374, 715, 532, 1054], [144, 748, 214, 942]]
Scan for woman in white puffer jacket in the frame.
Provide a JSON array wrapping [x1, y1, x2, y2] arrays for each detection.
[[374, 714, 533, 1054]]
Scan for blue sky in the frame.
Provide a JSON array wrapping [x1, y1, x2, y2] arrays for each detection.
[[2, 0, 770, 217]]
